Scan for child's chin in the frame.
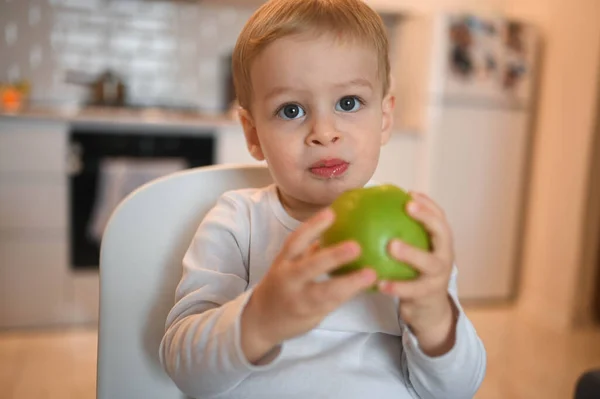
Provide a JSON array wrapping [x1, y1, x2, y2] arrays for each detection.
[[303, 186, 348, 204]]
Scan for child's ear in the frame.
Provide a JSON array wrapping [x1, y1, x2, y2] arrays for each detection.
[[239, 108, 266, 161], [380, 92, 395, 146]]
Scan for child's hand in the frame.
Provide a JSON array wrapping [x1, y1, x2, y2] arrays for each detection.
[[379, 192, 458, 357], [241, 208, 377, 364]]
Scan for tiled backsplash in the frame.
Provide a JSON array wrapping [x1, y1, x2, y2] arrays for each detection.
[[0, 0, 255, 112]]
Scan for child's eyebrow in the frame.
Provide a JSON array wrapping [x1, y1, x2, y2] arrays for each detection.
[[263, 78, 373, 102], [332, 78, 373, 90], [263, 86, 305, 102]]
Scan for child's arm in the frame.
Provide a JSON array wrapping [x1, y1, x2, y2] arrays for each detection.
[[158, 194, 265, 397], [379, 192, 486, 398], [159, 196, 375, 398], [239, 208, 376, 364], [400, 266, 486, 398]]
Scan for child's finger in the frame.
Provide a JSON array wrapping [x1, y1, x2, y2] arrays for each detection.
[[292, 240, 361, 282], [388, 240, 439, 275], [304, 240, 321, 258], [405, 202, 453, 262], [309, 268, 377, 308], [377, 278, 434, 300], [409, 191, 445, 219], [281, 208, 334, 260]]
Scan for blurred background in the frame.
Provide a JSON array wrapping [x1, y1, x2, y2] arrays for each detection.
[[0, 0, 599, 398]]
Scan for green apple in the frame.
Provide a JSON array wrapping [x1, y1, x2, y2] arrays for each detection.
[[321, 184, 431, 281]]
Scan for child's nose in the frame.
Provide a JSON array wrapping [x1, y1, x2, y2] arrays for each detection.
[[306, 118, 341, 146]]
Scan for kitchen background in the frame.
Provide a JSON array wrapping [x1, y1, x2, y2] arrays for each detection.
[[0, 0, 257, 112], [1, 0, 600, 398]]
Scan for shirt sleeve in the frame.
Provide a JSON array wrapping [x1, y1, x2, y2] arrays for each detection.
[[158, 193, 283, 398], [400, 265, 487, 399]]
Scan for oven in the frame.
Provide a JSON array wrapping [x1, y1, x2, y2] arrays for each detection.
[[68, 124, 215, 271]]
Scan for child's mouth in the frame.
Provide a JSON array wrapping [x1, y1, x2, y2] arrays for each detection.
[[309, 159, 350, 179]]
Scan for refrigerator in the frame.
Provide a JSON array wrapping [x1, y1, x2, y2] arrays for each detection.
[[393, 13, 539, 301]]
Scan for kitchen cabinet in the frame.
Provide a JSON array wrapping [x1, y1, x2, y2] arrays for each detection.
[[0, 237, 68, 328], [0, 117, 72, 328], [0, 129, 68, 173], [0, 180, 67, 230], [0, 116, 262, 329]]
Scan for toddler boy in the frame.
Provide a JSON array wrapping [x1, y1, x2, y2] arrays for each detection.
[[160, 1, 486, 398]]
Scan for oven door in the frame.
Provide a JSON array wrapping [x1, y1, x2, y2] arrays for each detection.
[[69, 129, 214, 271]]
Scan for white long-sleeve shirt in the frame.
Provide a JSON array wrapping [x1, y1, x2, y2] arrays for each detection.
[[159, 184, 486, 399]]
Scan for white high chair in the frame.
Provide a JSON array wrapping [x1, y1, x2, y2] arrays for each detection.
[[96, 164, 272, 399]]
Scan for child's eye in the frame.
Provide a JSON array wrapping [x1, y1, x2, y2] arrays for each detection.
[[276, 103, 306, 120], [335, 96, 362, 112]]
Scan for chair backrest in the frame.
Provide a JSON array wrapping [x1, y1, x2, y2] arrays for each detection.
[[96, 164, 273, 399]]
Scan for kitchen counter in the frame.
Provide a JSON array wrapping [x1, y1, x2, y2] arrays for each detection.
[[0, 106, 421, 136], [0, 106, 241, 134]]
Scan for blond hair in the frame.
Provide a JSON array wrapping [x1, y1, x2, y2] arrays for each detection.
[[232, 0, 391, 111]]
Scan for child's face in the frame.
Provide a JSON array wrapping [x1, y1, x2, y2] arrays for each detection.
[[240, 32, 394, 209]]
